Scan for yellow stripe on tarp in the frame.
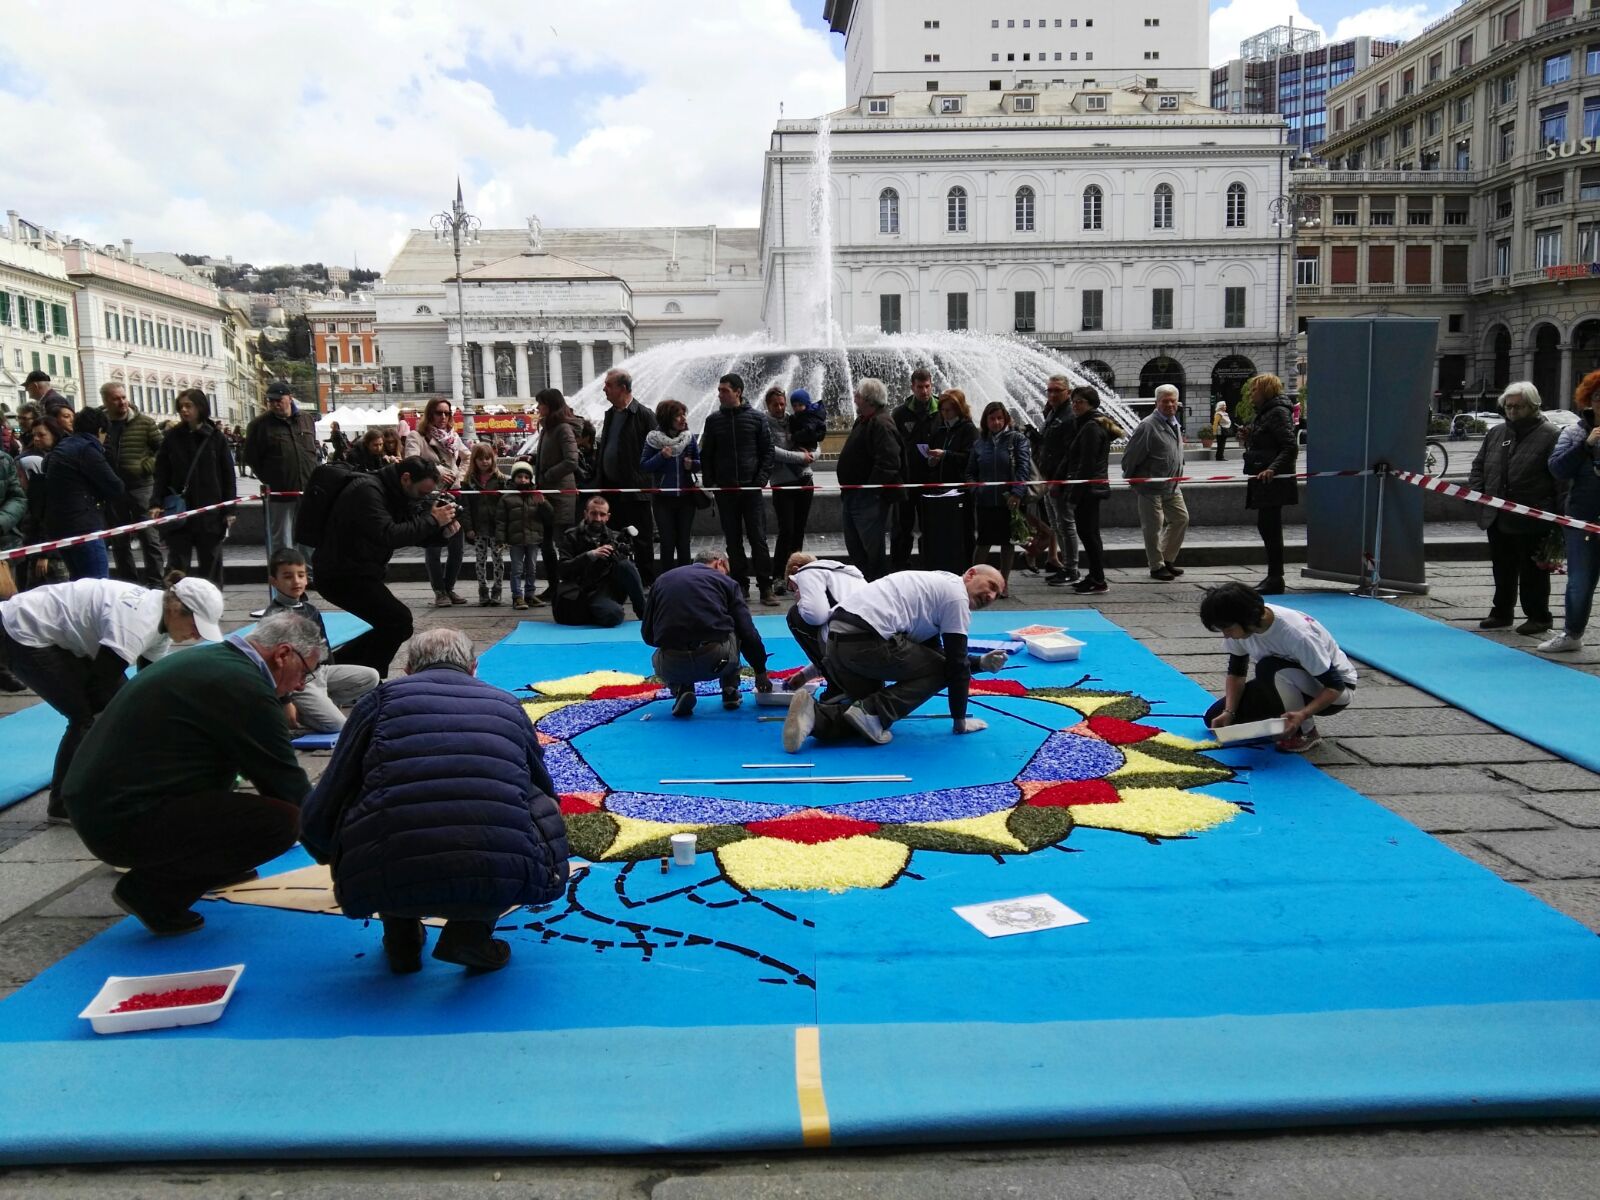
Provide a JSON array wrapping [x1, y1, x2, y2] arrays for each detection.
[[794, 1025, 831, 1147]]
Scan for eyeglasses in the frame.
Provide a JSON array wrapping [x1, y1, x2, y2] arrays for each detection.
[[284, 646, 316, 677]]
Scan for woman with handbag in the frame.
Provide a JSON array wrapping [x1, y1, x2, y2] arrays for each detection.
[[967, 400, 1033, 597], [150, 389, 237, 587], [1242, 374, 1300, 595]]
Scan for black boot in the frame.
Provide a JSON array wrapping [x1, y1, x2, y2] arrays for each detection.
[[432, 920, 510, 971], [382, 917, 426, 974]]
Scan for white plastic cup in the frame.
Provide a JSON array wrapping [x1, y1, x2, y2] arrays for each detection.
[[670, 832, 697, 866]]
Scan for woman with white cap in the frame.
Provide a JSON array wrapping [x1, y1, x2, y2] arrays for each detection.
[[0, 571, 225, 822]]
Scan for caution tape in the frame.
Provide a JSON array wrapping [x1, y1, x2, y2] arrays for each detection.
[[1391, 469, 1600, 537], [0, 498, 251, 562]]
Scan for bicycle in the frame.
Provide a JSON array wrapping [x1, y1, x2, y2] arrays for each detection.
[[1424, 438, 1450, 477]]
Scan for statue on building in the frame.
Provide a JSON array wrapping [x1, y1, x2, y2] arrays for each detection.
[[527, 215, 543, 252], [496, 348, 516, 395]]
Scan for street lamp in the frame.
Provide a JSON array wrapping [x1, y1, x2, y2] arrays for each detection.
[[1269, 190, 1322, 383], [432, 179, 481, 439]]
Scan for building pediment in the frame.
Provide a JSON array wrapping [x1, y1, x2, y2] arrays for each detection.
[[451, 252, 622, 284]]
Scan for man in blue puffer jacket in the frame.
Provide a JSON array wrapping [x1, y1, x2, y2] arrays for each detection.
[[300, 627, 569, 973]]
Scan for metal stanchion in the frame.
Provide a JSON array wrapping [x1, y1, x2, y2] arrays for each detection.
[[1353, 461, 1399, 598]]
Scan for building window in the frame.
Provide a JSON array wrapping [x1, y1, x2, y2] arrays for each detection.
[[1428, 52, 1443, 82], [1499, 121, 1516, 162], [1225, 182, 1247, 228], [1294, 250, 1320, 285], [1454, 94, 1473, 124], [880, 294, 902, 334], [1083, 184, 1104, 230], [1535, 227, 1564, 268], [1084, 93, 1106, 110], [1536, 172, 1566, 206], [1499, 74, 1517, 106], [1399, 122, 1414, 148], [46, 354, 55, 374], [1151, 288, 1174, 330], [1015, 185, 1036, 231], [1014, 290, 1036, 333], [1589, 43, 1600, 75], [1223, 286, 1246, 329], [1501, 9, 1522, 45], [37, 301, 48, 334], [1152, 183, 1174, 230], [879, 188, 900, 234], [1455, 138, 1473, 170], [1081, 289, 1104, 331], [947, 291, 969, 331], [413, 365, 434, 392], [0, 294, 9, 325], [383, 366, 403, 392], [1583, 166, 1600, 199], [947, 186, 968, 232], [1013, 94, 1036, 112], [1546, 54, 1572, 86], [350, 343, 363, 366], [1334, 209, 1358, 226], [51, 304, 68, 336], [1586, 95, 1600, 137], [1579, 220, 1600, 263], [1370, 199, 1396, 226], [1549, 0, 1575, 22], [939, 95, 962, 113], [1496, 237, 1512, 274], [867, 97, 889, 114], [1457, 34, 1473, 69], [924, 54, 940, 63], [106, 311, 118, 340], [327, 344, 340, 367], [1402, 67, 1416, 96], [1408, 198, 1433, 225], [1445, 198, 1471, 225], [1369, 244, 1396, 285]]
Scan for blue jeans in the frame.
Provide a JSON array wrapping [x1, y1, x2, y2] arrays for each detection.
[[1564, 529, 1600, 636], [425, 528, 465, 594], [61, 539, 109, 580], [507, 544, 538, 599]]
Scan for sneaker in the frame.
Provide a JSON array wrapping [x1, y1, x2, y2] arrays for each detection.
[[1478, 615, 1513, 630], [672, 689, 696, 718], [512, 598, 529, 611], [1164, 563, 1185, 577], [111, 877, 204, 937], [721, 688, 742, 710], [1538, 632, 1583, 653], [1149, 566, 1178, 581], [448, 592, 468, 606], [758, 586, 780, 607], [783, 687, 817, 752], [1275, 728, 1323, 754], [1516, 618, 1552, 637], [528, 593, 547, 607], [1044, 568, 1071, 585], [844, 704, 892, 745], [478, 593, 492, 607], [249, 606, 269, 619], [1071, 577, 1109, 594], [432, 592, 453, 608]]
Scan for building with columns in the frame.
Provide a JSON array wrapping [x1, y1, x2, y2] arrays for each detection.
[[307, 293, 380, 410], [1, 212, 80, 411], [376, 222, 760, 412], [1303, 0, 1600, 407], [760, 84, 1287, 413]]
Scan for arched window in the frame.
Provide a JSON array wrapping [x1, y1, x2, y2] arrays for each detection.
[[665, 301, 683, 314], [1225, 182, 1248, 229], [879, 188, 900, 235], [1153, 183, 1175, 230], [1015, 185, 1036, 231], [947, 186, 968, 233], [1083, 184, 1104, 230]]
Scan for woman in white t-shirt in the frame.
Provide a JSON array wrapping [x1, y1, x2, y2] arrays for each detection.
[[0, 573, 224, 821], [1199, 582, 1356, 754]]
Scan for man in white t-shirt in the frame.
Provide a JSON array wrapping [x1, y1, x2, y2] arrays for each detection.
[[783, 565, 1004, 750], [781, 552, 867, 692], [1199, 582, 1356, 754]]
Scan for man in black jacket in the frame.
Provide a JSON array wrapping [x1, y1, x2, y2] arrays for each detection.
[[244, 382, 319, 558], [312, 457, 457, 676], [1037, 375, 1080, 585], [554, 495, 647, 627], [24, 370, 73, 419], [698, 373, 778, 604], [890, 367, 938, 570], [643, 549, 772, 717], [835, 378, 902, 581], [597, 369, 658, 585]]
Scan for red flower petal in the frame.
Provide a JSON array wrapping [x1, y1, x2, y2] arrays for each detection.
[[969, 678, 1027, 696], [559, 794, 602, 815], [590, 683, 663, 700], [1086, 715, 1160, 745], [745, 811, 882, 844], [767, 666, 807, 681], [1025, 779, 1122, 807]]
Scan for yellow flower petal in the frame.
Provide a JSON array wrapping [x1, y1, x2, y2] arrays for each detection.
[[603, 813, 706, 857], [1070, 787, 1240, 838], [532, 671, 647, 696], [1109, 746, 1219, 781], [902, 808, 1027, 851], [717, 835, 911, 893], [1151, 731, 1214, 751]]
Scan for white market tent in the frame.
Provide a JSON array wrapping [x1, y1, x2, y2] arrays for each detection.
[[315, 405, 402, 437]]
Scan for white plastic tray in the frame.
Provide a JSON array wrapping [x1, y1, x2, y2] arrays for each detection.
[[1214, 717, 1288, 744], [1023, 633, 1085, 662], [78, 964, 244, 1035], [755, 690, 797, 707]]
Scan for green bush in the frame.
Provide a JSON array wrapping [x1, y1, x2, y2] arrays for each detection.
[[1429, 417, 1451, 435]]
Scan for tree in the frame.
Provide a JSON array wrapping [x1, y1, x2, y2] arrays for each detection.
[[285, 315, 312, 361]]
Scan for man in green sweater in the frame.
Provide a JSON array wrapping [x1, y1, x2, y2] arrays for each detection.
[[100, 380, 164, 586], [63, 609, 323, 935]]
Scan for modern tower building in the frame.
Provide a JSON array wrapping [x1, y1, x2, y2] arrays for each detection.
[[1210, 25, 1400, 157], [823, 1, 1211, 105]]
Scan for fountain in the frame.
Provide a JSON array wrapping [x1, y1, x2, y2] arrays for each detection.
[[568, 112, 1137, 435]]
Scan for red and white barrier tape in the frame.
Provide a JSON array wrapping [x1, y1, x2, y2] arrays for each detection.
[[1391, 469, 1600, 537]]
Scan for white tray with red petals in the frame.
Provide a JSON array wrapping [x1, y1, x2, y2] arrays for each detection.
[[78, 964, 245, 1034]]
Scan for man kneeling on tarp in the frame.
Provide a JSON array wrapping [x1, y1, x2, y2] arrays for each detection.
[[783, 565, 1006, 751], [1200, 582, 1357, 754], [299, 628, 570, 974]]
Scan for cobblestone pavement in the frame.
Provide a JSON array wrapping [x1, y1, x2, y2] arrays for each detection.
[[2, 555, 1597, 1197]]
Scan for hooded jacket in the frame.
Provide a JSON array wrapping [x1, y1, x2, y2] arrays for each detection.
[[312, 463, 447, 581], [1243, 393, 1300, 510], [1063, 410, 1124, 501], [100, 406, 162, 486], [787, 392, 828, 452], [536, 409, 583, 527], [43, 432, 126, 536], [298, 664, 570, 919], [892, 394, 940, 486], [699, 400, 773, 487], [1549, 411, 1600, 523], [153, 419, 237, 521], [1469, 414, 1561, 534]]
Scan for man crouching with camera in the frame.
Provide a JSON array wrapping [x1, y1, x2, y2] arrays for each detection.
[[553, 495, 648, 627]]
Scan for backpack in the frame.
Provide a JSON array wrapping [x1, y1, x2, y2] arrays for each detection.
[[293, 460, 360, 548]]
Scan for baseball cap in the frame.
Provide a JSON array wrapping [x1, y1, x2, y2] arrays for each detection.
[[24, 370, 50, 385], [173, 577, 226, 642], [266, 381, 294, 400]]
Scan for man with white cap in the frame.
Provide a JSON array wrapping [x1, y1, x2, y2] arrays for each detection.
[[0, 572, 226, 822]]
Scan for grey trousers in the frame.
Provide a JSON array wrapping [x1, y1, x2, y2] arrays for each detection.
[[264, 496, 312, 561], [1135, 487, 1189, 570], [813, 632, 948, 739], [110, 481, 164, 583], [289, 664, 381, 732], [652, 633, 741, 696], [1047, 491, 1079, 571]]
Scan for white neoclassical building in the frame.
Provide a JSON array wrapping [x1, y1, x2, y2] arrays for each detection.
[[1, 212, 80, 410], [758, 84, 1289, 410]]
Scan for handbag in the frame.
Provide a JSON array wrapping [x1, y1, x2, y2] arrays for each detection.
[[161, 440, 208, 516], [0, 559, 15, 601]]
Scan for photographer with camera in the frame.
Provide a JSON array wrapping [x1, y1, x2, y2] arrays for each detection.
[[312, 456, 459, 677], [553, 495, 647, 627]]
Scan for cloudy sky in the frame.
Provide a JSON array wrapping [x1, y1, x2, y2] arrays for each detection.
[[0, 0, 1453, 272]]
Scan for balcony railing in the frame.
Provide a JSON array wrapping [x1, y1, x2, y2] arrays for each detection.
[[1295, 282, 1471, 298], [1293, 168, 1484, 185]]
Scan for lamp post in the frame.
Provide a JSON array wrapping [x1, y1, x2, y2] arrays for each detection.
[[432, 179, 481, 440], [1269, 189, 1322, 385]]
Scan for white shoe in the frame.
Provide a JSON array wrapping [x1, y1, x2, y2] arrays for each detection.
[[783, 688, 817, 753], [1538, 632, 1583, 653], [844, 705, 892, 745]]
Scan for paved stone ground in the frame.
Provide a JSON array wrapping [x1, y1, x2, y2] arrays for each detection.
[[2, 554, 1598, 1197]]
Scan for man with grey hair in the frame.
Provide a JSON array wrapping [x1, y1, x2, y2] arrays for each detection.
[[1120, 383, 1190, 580], [61, 609, 323, 936], [835, 378, 903, 580], [301, 627, 569, 973], [100, 379, 165, 586], [642, 548, 771, 716]]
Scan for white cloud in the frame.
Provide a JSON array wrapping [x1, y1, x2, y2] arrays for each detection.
[[0, 0, 844, 270], [1327, 4, 1455, 43]]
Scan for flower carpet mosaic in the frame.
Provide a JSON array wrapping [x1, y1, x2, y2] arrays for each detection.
[[2, 610, 1599, 1162]]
